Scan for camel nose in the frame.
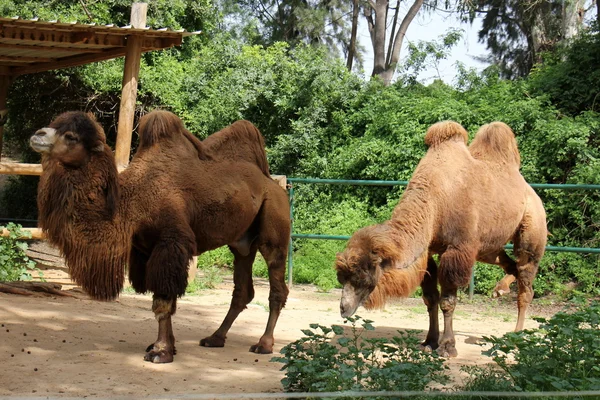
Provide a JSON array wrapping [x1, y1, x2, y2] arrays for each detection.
[[34, 129, 47, 136]]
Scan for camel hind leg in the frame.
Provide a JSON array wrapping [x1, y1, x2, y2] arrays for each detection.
[[200, 246, 257, 348], [478, 250, 518, 298], [251, 187, 290, 354], [513, 192, 547, 331]]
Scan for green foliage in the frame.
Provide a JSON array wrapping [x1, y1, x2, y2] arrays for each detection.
[[271, 315, 449, 396], [186, 265, 224, 293], [529, 27, 600, 115], [291, 197, 378, 291], [0, 223, 41, 281], [472, 262, 506, 296], [462, 300, 600, 396]]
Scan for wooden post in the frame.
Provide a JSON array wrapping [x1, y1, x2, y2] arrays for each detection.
[[114, 3, 147, 170], [0, 75, 11, 161]]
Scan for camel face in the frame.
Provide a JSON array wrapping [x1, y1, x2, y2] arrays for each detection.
[[30, 112, 105, 167], [336, 250, 382, 318]]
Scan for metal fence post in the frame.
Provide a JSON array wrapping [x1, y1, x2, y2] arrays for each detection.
[[287, 182, 295, 287]]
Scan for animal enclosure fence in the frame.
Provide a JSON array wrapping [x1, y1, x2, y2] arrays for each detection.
[[285, 177, 600, 296]]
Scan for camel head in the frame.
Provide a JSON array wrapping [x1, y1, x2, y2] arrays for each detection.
[[335, 224, 398, 318], [30, 111, 107, 167]]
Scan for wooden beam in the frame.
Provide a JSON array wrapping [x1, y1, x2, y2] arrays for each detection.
[[10, 47, 126, 76], [1, 227, 44, 240], [0, 162, 42, 175], [114, 3, 147, 169], [0, 41, 105, 53], [0, 75, 9, 161]]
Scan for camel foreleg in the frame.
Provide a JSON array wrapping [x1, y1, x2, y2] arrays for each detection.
[[420, 255, 440, 352], [145, 295, 177, 363], [437, 246, 476, 358]]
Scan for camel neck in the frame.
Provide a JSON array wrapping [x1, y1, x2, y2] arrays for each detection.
[[387, 183, 434, 268]]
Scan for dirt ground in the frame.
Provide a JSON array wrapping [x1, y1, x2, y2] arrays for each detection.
[[0, 242, 562, 399]]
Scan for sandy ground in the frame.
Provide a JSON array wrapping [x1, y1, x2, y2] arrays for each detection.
[[0, 242, 562, 399]]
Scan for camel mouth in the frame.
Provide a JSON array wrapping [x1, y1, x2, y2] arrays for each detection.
[[339, 283, 366, 318], [29, 137, 52, 153], [30, 128, 57, 153]]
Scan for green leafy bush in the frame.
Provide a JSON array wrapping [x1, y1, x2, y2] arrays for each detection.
[[271, 315, 450, 396], [462, 300, 600, 396], [0, 223, 40, 281]]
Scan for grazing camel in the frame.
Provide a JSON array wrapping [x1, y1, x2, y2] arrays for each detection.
[[30, 110, 290, 363], [335, 121, 547, 357]]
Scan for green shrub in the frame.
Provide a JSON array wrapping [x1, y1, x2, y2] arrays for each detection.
[[271, 315, 450, 397], [462, 300, 600, 397], [0, 223, 41, 281], [186, 264, 224, 293]]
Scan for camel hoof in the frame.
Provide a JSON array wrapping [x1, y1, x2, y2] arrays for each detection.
[[420, 344, 433, 353], [144, 348, 174, 363], [249, 343, 273, 354], [492, 286, 509, 298], [200, 335, 225, 348], [436, 344, 458, 358], [146, 343, 177, 355]]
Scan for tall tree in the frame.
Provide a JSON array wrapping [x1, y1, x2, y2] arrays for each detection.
[[228, 0, 354, 56], [463, 0, 591, 78], [347, 0, 360, 71]]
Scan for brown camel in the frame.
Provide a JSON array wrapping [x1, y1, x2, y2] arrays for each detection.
[[29, 110, 290, 363], [335, 121, 547, 357]]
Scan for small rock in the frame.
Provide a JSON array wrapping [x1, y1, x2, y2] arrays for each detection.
[[34, 368, 38, 372]]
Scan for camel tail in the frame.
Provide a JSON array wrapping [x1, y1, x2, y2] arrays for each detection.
[[424, 120, 468, 147], [364, 252, 428, 310], [469, 121, 521, 167]]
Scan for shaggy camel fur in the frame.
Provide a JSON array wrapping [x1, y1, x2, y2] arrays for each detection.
[[30, 111, 290, 363], [335, 121, 547, 357]]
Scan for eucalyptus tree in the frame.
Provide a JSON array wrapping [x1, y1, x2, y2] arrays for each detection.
[[461, 0, 594, 78]]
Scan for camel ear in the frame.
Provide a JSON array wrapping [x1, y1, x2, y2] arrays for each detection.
[[92, 141, 105, 153]]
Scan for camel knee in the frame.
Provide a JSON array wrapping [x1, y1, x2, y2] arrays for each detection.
[[152, 296, 176, 320], [440, 295, 457, 313], [439, 249, 475, 288]]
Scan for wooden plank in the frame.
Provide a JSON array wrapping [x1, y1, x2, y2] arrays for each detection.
[[271, 175, 288, 190], [114, 3, 147, 169], [1, 227, 45, 240], [0, 162, 42, 175]]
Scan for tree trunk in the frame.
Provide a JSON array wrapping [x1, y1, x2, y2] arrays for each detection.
[[371, 0, 389, 77], [561, 0, 583, 40], [381, 0, 424, 85], [347, 0, 360, 71]]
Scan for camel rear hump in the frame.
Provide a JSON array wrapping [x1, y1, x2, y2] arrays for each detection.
[[469, 121, 521, 167], [424, 120, 469, 147], [202, 120, 271, 177]]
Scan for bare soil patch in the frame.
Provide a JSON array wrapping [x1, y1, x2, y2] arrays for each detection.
[[0, 242, 563, 398]]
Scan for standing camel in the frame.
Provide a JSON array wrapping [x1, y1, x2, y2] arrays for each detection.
[[335, 121, 547, 357], [30, 110, 290, 363]]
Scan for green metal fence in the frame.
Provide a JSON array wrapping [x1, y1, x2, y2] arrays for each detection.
[[285, 177, 600, 295]]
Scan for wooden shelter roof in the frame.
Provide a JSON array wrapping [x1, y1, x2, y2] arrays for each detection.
[[0, 16, 198, 76]]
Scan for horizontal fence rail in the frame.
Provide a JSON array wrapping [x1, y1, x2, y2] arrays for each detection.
[[286, 177, 600, 293]]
